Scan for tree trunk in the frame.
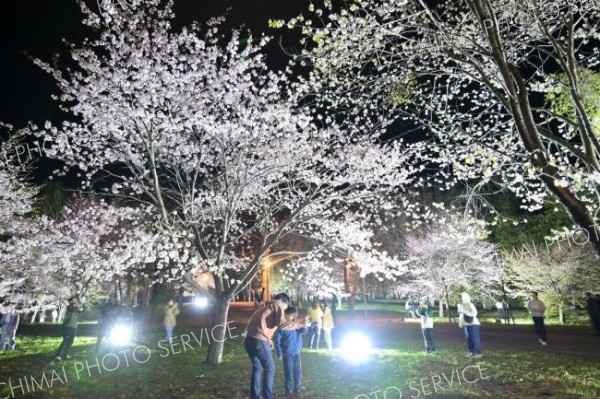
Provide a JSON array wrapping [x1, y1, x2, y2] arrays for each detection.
[[58, 304, 66, 323], [439, 298, 444, 318], [205, 298, 231, 365], [117, 280, 123, 303], [362, 277, 368, 316], [558, 304, 564, 324], [444, 285, 452, 323], [30, 308, 39, 324], [143, 285, 151, 307], [178, 286, 185, 308], [126, 281, 133, 306], [344, 260, 354, 310], [467, 0, 600, 255]]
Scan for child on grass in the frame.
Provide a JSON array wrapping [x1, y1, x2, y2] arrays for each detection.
[[274, 306, 309, 396], [416, 301, 435, 354]]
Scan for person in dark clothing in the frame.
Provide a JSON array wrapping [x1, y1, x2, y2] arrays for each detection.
[[95, 295, 120, 353], [330, 296, 338, 324], [585, 292, 600, 334], [132, 302, 144, 342], [54, 298, 83, 360], [253, 286, 265, 310], [274, 306, 309, 396]]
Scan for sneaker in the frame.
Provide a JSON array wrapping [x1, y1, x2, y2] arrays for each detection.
[[54, 356, 62, 361], [472, 354, 483, 358], [467, 352, 474, 357], [541, 341, 547, 346], [65, 355, 72, 359]]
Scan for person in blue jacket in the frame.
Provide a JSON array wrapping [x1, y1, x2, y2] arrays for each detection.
[[274, 306, 309, 396]]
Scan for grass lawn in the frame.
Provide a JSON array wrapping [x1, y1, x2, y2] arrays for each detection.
[[0, 323, 598, 399]]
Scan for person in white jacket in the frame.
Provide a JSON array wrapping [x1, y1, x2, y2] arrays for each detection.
[[458, 293, 482, 357], [527, 292, 547, 345], [416, 301, 435, 354]]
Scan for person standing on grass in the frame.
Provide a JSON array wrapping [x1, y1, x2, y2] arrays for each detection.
[[585, 292, 600, 335], [495, 300, 504, 323], [307, 301, 323, 350], [417, 301, 435, 354], [95, 294, 120, 353], [245, 293, 298, 399], [132, 301, 144, 342], [331, 296, 338, 324], [163, 299, 180, 343], [458, 293, 482, 358], [0, 302, 20, 352], [54, 297, 83, 361], [254, 285, 265, 310], [320, 301, 335, 350], [274, 306, 309, 396], [527, 292, 547, 345], [405, 299, 417, 319]]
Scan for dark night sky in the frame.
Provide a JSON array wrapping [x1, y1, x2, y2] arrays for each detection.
[[0, 0, 307, 127], [0, 0, 309, 183]]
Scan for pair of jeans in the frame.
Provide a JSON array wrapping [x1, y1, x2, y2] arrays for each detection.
[[245, 336, 275, 399], [422, 328, 435, 352], [0, 324, 16, 350], [591, 314, 600, 334], [282, 353, 302, 393], [463, 326, 472, 353], [321, 329, 332, 350], [165, 325, 174, 342], [308, 323, 321, 349], [55, 327, 77, 358], [465, 325, 482, 355], [533, 316, 547, 342]]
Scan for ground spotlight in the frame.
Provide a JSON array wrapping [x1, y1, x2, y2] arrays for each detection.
[[109, 323, 132, 346], [339, 331, 372, 363], [193, 296, 209, 308]]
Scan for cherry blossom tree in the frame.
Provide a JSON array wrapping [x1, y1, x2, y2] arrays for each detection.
[[283, 215, 409, 306], [1, 195, 147, 313], [0, 137, 38, 303], [30, 0, 413, 364], [283, 259, 345, 300], [287, 0, 600, 253], [404, 213, 501, 319], [503, 241, 600, 322], [0, 171, 35, 236]]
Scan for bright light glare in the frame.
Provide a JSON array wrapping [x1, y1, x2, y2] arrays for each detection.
[[109, 324, 132, 346], [194, 296, 209, 308], [339, 332, 372, 362]]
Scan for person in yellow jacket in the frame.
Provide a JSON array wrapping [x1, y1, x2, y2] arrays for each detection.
[[307, 301, 323, 349], [163, 299, 180, 343], [321, 301, 335, 350]]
